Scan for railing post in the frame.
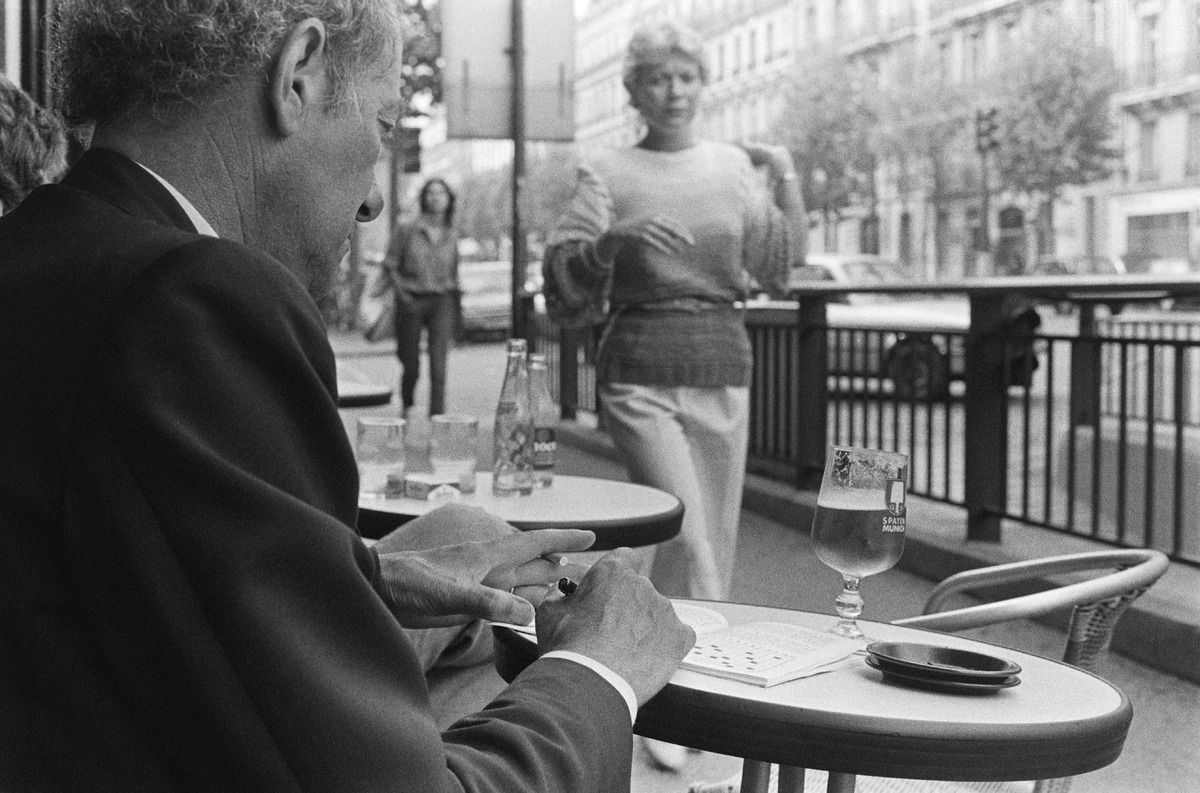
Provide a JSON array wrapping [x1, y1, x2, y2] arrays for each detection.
[[1070, 302, 1102, 427], [964, 294, 1008, 542], [558, 326, 579, 421], [796, 296, 829, 490]]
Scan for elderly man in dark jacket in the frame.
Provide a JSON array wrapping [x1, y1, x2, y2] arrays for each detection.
[[0, 2, 693, 791]]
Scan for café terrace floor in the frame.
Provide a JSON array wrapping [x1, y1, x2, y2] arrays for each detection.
[[332, 331, 1199, 793]]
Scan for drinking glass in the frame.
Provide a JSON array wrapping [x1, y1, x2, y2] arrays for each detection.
[[429, 414, 479, 494], [811, 446, 909, 640], [356, 417, 406, 498]]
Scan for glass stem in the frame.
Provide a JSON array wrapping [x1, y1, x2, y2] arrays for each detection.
[[832, 575, 865, 639]]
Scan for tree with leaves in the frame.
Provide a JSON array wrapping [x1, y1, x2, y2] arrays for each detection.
[[984, 24, 1120, 257], [772, 50, 878, 251], [869, 52, 974, 271], [398, 0, 443, 118]]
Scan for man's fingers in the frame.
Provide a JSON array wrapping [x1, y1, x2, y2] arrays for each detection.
[[511, 558, 590, 589], [482, 589, 536, 625], [487, 528, 596, 564]]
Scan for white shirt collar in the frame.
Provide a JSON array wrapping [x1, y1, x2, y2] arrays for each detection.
[[135, 162, 219, 238]]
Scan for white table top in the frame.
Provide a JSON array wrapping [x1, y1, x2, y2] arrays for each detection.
[[494, 599, 1131, 784], [359, 473, 683, 549]]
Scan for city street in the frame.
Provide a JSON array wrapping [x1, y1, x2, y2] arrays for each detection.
[[333, 331, 1199, 793]]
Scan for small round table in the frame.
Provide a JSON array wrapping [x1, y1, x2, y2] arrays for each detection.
[[358, 472, 683, 550], [493, 599, 1132, 792], [336, 379, 394, 408]]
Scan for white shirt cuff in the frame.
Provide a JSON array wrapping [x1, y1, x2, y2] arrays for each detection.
[[539, 650, 638, 724]]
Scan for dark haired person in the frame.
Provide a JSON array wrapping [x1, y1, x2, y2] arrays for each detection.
[[0, 2, 693, 790], [383, 176, 461, 418]]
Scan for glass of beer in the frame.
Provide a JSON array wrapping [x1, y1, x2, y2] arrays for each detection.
[[811, 446, 909, 640]]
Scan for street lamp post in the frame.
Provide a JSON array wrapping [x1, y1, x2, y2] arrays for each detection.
[[509, 0, 529, 343]]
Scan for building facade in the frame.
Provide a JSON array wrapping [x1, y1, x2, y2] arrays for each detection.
[[574, 0, 1200, 278]]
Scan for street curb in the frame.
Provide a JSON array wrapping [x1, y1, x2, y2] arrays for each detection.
[[557, 422, 1199, 685]]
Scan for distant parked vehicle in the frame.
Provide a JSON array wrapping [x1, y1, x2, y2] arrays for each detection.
[[1031, 254, 1127, 277], [457, 260, 543, 341], [1031, 255, 1130, 314], [782, 253, 971, 400]]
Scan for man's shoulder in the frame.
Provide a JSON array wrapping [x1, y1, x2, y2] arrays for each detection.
[[0, 187, 299, 326]]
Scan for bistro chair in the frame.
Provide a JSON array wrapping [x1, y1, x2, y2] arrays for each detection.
[[689, 548, 1170, 793]]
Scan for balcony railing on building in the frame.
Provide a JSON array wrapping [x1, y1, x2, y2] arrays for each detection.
[[1120, 50, 1200, 92], [531, 275, 1200, 568]]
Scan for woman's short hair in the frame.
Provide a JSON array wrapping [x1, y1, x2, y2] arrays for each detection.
[[418, 177, 456, 227], [0, 75, 67, 211], [51, 0, 404, 127], [621, 21, 709, 95]]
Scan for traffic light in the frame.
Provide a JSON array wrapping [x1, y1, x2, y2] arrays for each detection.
[[975, 108, 1000, 153]]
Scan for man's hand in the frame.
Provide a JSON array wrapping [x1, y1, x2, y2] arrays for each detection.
[[535, 548, 696, 706], [372, 504, 596, 627]]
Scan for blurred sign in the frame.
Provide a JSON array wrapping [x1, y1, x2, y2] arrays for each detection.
[[442, 0, 575, 141], [392, 127, 422, 173]]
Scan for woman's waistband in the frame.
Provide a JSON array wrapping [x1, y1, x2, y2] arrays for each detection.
[[614, 297, 738, 314]]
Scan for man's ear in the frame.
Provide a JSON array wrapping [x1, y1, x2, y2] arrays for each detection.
[[268, 19, 331, 137]]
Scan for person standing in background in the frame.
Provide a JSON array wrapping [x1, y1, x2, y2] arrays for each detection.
[[383, 177, 460, 419], [544, 20, 806, 772], [0, 74, 68, 215]]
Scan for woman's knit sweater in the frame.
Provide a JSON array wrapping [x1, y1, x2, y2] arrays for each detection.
[[545, 140, 793, 387]]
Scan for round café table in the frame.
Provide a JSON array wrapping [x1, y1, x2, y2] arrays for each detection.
[[493, 599, 1132, 793], [358, 472, 683, 550], [336, 378, 393, 408]]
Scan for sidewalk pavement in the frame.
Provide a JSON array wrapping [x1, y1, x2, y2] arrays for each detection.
[[331, 331, 1200, 793]]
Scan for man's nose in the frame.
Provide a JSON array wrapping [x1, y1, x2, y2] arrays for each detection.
[[357, 183, 384, 223]]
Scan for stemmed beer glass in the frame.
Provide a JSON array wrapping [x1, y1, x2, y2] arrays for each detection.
[[811, 446, 909, 640]]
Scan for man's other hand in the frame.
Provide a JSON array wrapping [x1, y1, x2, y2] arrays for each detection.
[[535, 548, 696, 705]]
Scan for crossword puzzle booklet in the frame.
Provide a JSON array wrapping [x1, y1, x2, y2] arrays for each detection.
[[673, 602, 863, 687]]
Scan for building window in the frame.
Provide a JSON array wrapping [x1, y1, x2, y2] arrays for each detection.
[[765, 22, 774, 62], [1127, 213, 1190, 262], [1188, 112, 1200, 177], [1138, 118, 1159, 182], [749, 30, 757, 69], [733, 36, 742, 75], [806, 3, 817, 43], [1140, 14, 1159, 86], [966, 29, 983, 81], [717, 42, 725, 80], [833, 0, 844, 30], [1088, 0, 1105, 45], [1190, 3, 1200, 66], [938, 39, 952, 82]]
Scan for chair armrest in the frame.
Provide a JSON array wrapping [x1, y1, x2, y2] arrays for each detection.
[[894, 549, 1169, 633]]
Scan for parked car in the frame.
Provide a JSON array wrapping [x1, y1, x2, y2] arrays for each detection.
[[457, 260, 543, 340], [1031, 254, 1127, 277], [1030, 255, 1132, 315], [784, 253, 971, 400]]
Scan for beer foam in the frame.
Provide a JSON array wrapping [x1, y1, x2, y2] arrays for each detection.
[[816, 488, 885, 510]]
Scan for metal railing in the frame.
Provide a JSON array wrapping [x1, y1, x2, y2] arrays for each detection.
[[535, 275, 1200, 567]]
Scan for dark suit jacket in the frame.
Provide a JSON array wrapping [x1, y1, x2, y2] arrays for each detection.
[[0, 149, 632, 792]]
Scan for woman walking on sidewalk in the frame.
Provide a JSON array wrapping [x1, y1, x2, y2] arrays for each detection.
[[543, 20, 806, 774], [382, 177, 460, 419]]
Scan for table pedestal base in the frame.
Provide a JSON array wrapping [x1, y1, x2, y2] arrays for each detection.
[[741, 761, 856, 793]]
